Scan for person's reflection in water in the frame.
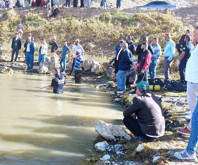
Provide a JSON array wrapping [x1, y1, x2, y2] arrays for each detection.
[[50, 68, 66, 94]]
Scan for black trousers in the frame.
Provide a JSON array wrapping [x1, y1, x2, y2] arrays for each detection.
[[69, 58, 75, 75], [123, 117, 151, 140], [176, 43, 182, 55], [75, 70, 82, 83], [137, 70, 148, 83], [179, 59, 187, 82]]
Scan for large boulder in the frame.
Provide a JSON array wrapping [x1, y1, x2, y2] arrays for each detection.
[[91, 60, 101, 74], [84, 60, 92, 71], [0, 66, 13, 74], [106, 67, 115, 79], [95, 120, 132, 141], [38, 62, 48, 73], [38, 54, 59, 74]]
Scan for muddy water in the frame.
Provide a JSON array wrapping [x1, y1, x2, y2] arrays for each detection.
[[0, 72, 123, 165]]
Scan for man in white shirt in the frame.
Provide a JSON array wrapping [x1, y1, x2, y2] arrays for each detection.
[[38, 39, 48, 66], [177, 27, 198, 136], [69, 39, 84, 75]]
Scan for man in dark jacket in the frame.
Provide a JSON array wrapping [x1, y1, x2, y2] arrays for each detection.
[[11, 33, 21, 62], [116, 42, 133, 91], [136, 43, 151, 83], [176, 29, 190, 55], [179, 35, 194, 83], [123, 81, 165, 140], [50, 68, 66, 94], [126, 35, 136, 54], [49, 37, 58, 53], [136, 36, 154, 63]]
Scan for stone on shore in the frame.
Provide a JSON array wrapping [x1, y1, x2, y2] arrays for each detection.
[[0, 66, 13, 74], [100, 154, 111, 161], [95, 120, 132, 141], [84, 60, 92, 71], [106, 67, 115, 79], [91, 60, 101, 74], [95, 141, 109, 152]]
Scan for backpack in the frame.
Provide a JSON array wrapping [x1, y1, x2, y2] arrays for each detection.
[[164, 80, 187, 92], [148, 78, 164, 91]]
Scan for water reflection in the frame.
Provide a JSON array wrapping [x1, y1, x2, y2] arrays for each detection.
[[0, 72, 122, 165]]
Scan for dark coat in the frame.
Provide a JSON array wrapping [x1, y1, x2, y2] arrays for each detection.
[[123, 93, 165, 137], [11, 37, 21, 50], [118, 49, 133, 71]]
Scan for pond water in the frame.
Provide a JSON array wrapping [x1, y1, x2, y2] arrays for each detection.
[[0, 72, 123, 165]]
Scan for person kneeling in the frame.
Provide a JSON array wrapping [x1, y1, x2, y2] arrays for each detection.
[[50, 68, 66, 94], [123, 81, 165, 141]]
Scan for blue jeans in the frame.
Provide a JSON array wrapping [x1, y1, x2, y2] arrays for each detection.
[[149, 59, 159, 80], [11, 47, 19, 62], [26, 52, 34, 69], [66, 0, 70, 7], [116, 0, 121, 8], [60, 56, 67, 72], [116, 70, 127, 91], [38, 54, 46, 66], [187, 96, 198, 154]]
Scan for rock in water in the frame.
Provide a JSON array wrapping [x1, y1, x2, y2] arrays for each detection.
[[95, 141, 109, 152], [95, 120, 132, 141], [38, 62, 48, 73], [106, 81, 116, 88]]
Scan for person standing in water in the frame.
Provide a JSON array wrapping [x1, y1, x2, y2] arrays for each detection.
[[50, 68, 66, 94]]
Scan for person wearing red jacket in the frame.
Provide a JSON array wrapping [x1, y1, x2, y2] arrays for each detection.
[[136, 43, 152, 83]]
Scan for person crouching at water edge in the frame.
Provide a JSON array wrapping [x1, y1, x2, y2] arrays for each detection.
[[50, 68, 66, 94], [123, 81, 165, 141], [74, 49, 84, 84]]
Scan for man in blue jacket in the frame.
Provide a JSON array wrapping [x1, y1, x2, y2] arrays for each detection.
[[116, 42, 133, 91], [25, 37, 36, 70]]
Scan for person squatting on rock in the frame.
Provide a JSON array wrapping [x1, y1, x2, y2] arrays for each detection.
[[60, 42, 70, 73], [38, 39, 48, 67], [69, 39, 84, 75], [123, 81, 165, 141], [116, 42, 133, 91], [176, 29, 190, 55], [74, 49, 84, 84], [50, 68, 66, 94], [178, 35, 194, 83], [164, 33, 175, 82], [149, 38, 162, 81], [11, 33, 21, 62], [25, 37, 36, 70], [177, 26, 198, 136]]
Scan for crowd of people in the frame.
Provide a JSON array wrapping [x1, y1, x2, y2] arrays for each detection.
[[0, 0, 122, 8], [110, 27, 198, 162], [9, 20, 198, 161], [11, 24, 85, 87]]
